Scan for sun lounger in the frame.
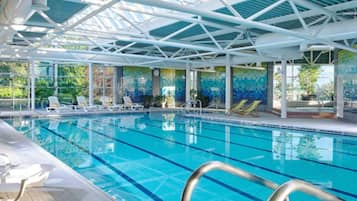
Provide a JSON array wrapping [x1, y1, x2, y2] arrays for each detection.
[[100, 96, 123, 111], [230, 99, 248, 113], [0, 154, 54, 201], [47, 96, 75, 112], [239, 100, 261, 116], [76, 96, 98, 112], [123, 96, 144, 110]]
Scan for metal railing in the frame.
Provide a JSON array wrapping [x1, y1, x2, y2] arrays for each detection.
[[195, 99, 202, 116], [181, 161, 282, 201], [268, 180, 344, 201], [181, 99, 202, 116], [181, 161, 344, 201]]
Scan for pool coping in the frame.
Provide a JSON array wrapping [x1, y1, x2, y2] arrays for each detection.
[[0, 119, 115, 201], [0, 109, 149, 119], [184, 114, 357, 137], [3, 108, 357, 137], [0, 107, 221, 119]]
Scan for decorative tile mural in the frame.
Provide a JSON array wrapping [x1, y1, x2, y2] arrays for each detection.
[[199, 67, 226, 104], [123, 67, 152, 102], [337, 50, 357, 101], [232, 68, 267, 104], [160, 69, 186, 103], [198, 67, 267, 105]]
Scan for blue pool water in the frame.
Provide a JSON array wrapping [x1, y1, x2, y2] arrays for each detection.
[[5, 112, 357, 201]]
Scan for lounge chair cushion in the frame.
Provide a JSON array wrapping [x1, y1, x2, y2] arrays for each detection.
[[4, 164, 54, 184]]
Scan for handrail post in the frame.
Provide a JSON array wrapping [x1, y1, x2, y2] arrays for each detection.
[[195, 99, 202, 116], [268, 180, 344, 201], [182, 162, 343, 201], [181, 161, 280, 201]]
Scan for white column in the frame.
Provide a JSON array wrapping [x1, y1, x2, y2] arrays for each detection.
[[27, 61, 31, 109], [54, 63, 58, 96], [336, 75, 344, 118], [192, 71, 197, 90], [225, 54, 232, 114], [30, 60, 35, 110], [113, 67, 118, 104], [185, 63, 191, 104], [266, 63, 274, 112], [88, 63, 93, 105], [281, 60, 287, 119], [102, 66, 105, 97]]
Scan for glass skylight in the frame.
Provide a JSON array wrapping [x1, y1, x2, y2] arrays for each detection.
[[66, 0, 206, 34]]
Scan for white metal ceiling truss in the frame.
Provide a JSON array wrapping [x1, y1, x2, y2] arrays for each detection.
[[1, 0, 357, 68]]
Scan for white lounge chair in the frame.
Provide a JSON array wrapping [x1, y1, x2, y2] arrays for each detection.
[[0, 154, 54, 201], [47, 96, 75, 112], [76, 96, 98, 112], [123, 96, 144, 111], [3, 164, 54, 185], [100, 96, 123, 111]]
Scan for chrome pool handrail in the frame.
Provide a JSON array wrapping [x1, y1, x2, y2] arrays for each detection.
[[195, 99, 202, 116], [182, 99, 202, 116], [181, 161, 282, 201], [268, 180, 344, 201]]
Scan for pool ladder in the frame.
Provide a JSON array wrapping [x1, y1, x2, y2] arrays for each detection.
[[182, 99, 202, 116], [181, 161, 344, 201]]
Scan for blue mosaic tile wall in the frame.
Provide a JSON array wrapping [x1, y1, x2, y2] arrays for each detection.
[[199, 67, 226, 103], [123, 67, 152, 102], [337, 50, 357, 101], [232, 68, 267, 104], [199, 67, 267, 105], [160, 69, 186, 102]]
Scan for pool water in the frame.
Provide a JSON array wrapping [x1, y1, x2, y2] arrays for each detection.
[[5, 112, 357, 201]]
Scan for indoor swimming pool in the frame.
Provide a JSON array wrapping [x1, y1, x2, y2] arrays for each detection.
[[5, 112, 357, 201]]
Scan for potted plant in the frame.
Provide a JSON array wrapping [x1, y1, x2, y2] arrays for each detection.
[[196, 93, 209, 107], [153, 95, 166, 107], [143, 95, 153, 108]]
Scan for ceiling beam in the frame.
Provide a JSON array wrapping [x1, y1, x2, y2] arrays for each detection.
[[57, 28, 255, 57], [126, 0, 357, 53], [1, 45, 222, 66], [115, 4, 244, 34], [291, 0, 343, 20], [247, 0, 286, 21], [180, 1, 357, 43]]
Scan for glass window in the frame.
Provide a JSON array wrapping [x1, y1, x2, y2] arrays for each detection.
[[0, 61, 30, 111], [273, 63, 334, 112], [35, 62, 54, 109], [57, 64, 88, 104], [93, 65, 113, 104], [35, 63, 89, 108]]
